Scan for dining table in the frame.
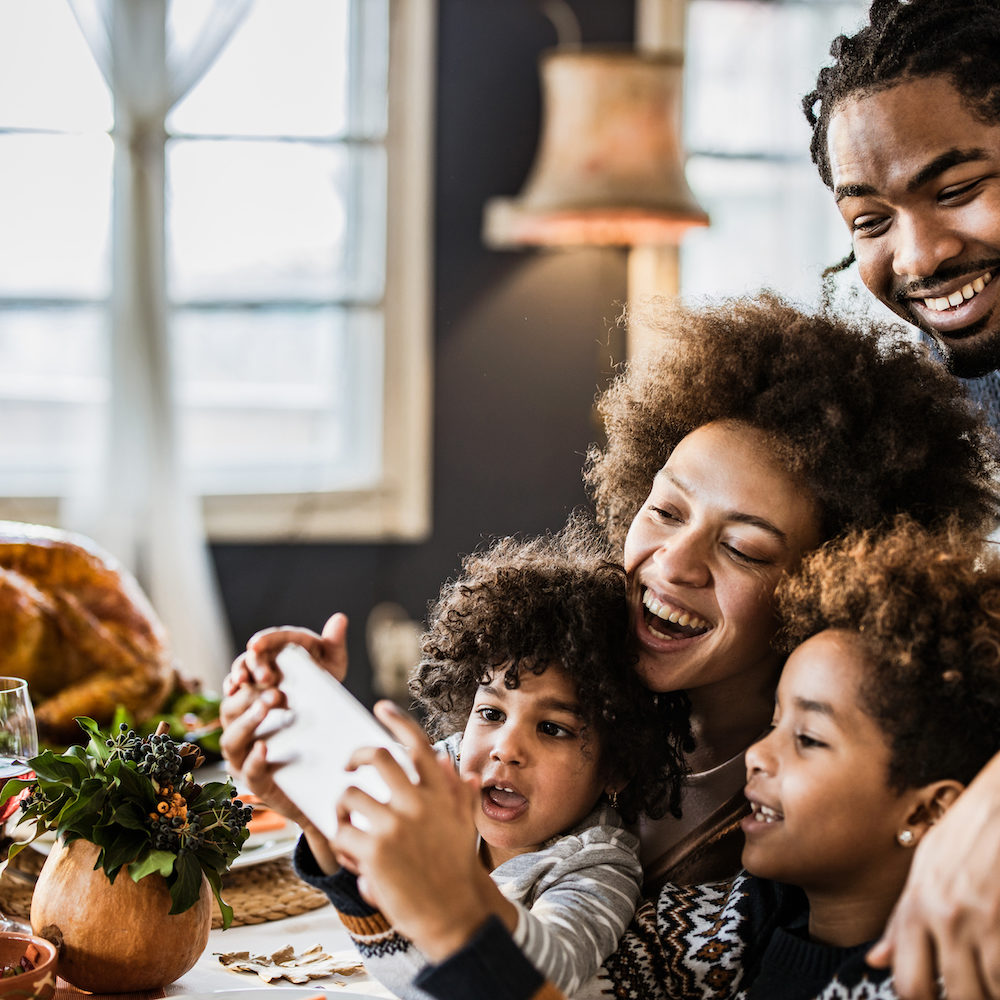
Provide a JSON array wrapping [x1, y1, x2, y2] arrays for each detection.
[[1, 803, 401, 1000], [164, 902, 400, 998]]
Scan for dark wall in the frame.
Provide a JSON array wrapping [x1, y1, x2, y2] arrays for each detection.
[[211, 0, 634, 704]]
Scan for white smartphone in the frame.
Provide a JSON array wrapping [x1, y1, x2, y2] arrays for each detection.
[[256, 642, 417, 839]]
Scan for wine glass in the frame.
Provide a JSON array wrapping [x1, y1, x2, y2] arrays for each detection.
[[0, 677, 38, 933], [0, 677, 37, 802]]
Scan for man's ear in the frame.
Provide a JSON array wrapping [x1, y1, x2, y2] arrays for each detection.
[[898, 780, 965, 847]]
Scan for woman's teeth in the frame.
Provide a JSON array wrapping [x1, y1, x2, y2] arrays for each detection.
[[923, 271, 991, 312], [642, 591, 710, 630], [752, 803, 782, 823]]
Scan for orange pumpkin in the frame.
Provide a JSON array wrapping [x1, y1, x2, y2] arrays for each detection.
[[30, 838, 211, 992]]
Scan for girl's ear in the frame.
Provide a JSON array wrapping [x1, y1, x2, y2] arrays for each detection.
[[897, 780, 965, 848]]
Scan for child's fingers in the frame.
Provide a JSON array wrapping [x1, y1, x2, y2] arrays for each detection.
[[371, 701, 452, 787], [332, 786, 392, 857], [220, 693, 274, 774], [373, 700, 430, 751], [345, 745, 421, 806], [319, 612, 350, 682], [221, 655, 254, 696]]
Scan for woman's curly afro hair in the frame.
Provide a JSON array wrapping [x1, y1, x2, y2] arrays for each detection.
[[585, 293, 999, 551], [777, 515, 1000, 792], [409, 515, 691, 823]]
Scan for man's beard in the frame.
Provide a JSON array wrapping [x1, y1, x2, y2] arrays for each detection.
[[927, 315, 1000, 379]]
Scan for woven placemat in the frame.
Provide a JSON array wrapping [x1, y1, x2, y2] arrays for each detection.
[[0, 844, 330, 929]]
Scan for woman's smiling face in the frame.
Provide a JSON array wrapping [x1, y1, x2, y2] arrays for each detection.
[[624, 420, 822, 699]]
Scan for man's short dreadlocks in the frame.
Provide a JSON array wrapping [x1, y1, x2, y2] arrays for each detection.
[[803, 0, 1000, 191]]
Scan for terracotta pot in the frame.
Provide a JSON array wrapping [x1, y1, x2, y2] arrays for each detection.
[[29, 838, 211, 993], [0, 932, 58, 1000]]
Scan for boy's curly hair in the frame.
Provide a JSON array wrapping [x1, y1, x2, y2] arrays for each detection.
[[777, 515, 1000, 791], [409, 515, 691, 823], [585, 293, 999, 551]]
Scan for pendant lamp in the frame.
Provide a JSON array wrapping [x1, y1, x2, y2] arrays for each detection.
[[483, 47, 708, 248]]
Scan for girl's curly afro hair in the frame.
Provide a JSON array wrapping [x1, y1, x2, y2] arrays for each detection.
[[409, 514, 691, 823], [585, 293, 999, 551], [777, 515, 1000, 792]]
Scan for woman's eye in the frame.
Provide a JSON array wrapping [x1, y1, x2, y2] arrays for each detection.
[[539, 721, 573, 739], [476, 706, 503, 723], [796, 732, 826, 750], [650, 504, 681, 523], [723, 543, 769, 566]]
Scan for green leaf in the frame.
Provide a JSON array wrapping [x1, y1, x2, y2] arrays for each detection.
[[203, 865, 233, 930], [113, 764, 155, 809], [109, 798, 151, 832], [166, 851, 202, 915], [30, 749, 88, 784], [56, 778, 107, 834], [0, 776, 34, 807], [129, 849, 175, 882]]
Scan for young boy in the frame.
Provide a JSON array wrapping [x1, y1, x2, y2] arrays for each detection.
[[293, 518, 688, 999], [330, 516, 1000, 1000]]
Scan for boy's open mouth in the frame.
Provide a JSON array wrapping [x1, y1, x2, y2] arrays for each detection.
[[481, 784, 528, 821], [642, 589, 712, 640]]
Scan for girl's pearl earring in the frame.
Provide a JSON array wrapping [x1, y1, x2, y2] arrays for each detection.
[[897, 829, 915, 847]]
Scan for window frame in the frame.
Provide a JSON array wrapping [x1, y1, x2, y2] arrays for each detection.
[[0, 0, 436, 544]]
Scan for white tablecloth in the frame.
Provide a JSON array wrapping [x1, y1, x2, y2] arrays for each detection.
[[165, 903, 398, 997]]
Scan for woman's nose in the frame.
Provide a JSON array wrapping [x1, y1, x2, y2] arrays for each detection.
[[891, 212, 963, 280], [653, 527, 711, 588]]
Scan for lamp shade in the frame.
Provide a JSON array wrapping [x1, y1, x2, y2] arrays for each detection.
[[483, 48, 709, 248]]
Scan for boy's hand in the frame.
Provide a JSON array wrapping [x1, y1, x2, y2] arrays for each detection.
[[868, 750, 1000, 999], [227, 612, 350, 691], [220, 613, 351, 772], [333, 701, 508, 961]]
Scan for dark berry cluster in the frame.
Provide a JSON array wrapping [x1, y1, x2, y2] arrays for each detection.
[[106, 724, 204, 788]]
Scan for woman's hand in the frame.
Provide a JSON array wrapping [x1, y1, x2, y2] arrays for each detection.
[[868, 750, 1000, 999], [332, 701, 511, 961]]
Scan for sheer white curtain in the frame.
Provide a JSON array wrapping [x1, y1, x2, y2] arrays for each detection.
[[62, 0, 252, 687]]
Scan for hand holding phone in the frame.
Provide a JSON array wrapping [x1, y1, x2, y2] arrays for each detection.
[[258, 643, 417, 839]]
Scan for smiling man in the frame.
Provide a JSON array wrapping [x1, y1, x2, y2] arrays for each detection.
[[799, 6, 1000, 996], [803, 0, 1000, 418]]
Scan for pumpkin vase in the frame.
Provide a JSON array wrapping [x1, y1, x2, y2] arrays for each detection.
[[29, 837, 212, 993]]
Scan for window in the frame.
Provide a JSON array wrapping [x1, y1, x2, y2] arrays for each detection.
[[680, 0, 877, 311], [0, 0, 433, 542]]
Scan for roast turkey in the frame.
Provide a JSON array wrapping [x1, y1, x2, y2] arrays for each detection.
[[0, 521, 174, 743]]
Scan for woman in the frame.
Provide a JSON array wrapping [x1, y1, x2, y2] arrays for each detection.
[[221, 294, 1000, 998]]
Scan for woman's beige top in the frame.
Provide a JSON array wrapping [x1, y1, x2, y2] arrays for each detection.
[[636, 748, 750, 893]]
